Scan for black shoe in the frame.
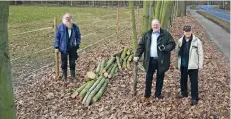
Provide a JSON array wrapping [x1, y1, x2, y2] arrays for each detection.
[[70, 70, 75, 77], [144, 95, 151, 98], [61, 75, 67, 81], [154, 95, 164, 99], [70, 70, 76, 82], [70, 76, 77, 82], [191, 100, 198, 105], [62, 69, 67, 81], [176, 94, 188, 99], [142, 96, 151, 102]]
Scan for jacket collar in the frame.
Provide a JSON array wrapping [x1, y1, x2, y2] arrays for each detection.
[[179, 34, 198, 47], [180, 34, 197, 42], [148, 28, 165, 36], [192, 34, 198, 42]]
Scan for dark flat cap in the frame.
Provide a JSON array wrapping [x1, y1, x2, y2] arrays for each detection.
[[183, 25, 192, 32]]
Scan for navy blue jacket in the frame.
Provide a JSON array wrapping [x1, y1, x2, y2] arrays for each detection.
[[54, 23, 81, 53]]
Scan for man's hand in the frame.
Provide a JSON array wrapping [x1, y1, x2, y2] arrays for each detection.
[[55, 49, 59, 53], [76, 44, 80, 49], [133, 57, 139, 62]]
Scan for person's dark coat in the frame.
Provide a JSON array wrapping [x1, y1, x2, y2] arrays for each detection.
[[135, 28, 176, 74]]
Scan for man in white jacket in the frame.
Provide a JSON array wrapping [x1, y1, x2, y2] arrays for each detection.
[[175, 25, 204, 105]]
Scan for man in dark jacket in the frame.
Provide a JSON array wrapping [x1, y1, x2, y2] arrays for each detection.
[[54, 13, 81, 82], [134, 19, 175, 99]]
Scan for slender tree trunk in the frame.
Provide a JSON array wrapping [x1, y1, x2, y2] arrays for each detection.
[[154, 0, 161, 20], [159, 0, 165, 22], [177, 1, 181, 17], [142, 0, 149, 35], [177, 1, 186, 17], [129, 1, 138, 52], [171, 1, 176, 23], [181, 1, 186, 16], [146, 1, 150, 29], [173, 1, 178, 18], [168, 1, 175, 31], [129, 1, 139, 96], [160, 1, 174, 30], [0, 2, 17, 119], [148, 0, 154, 29]]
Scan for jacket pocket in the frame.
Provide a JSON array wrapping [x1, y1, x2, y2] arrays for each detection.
[[190, 48, 199, 68], [60, 31, 65, 40], [192, 45, 198, 48]]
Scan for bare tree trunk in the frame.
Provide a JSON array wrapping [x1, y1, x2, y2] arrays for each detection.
[[142, 0, 149, 35], [148, 1, 154, 29], [177, 1, 181, 17], [181, 1, 186, 16], [0, 2, 17, 119], [168, 1, 176, 31], [173, 1, 178, 18], [129, 1, 138, 96], [171, 1, 177, 23], [159, 0, 164, 22], [154, 0, 161, 20], [160, 1, 174, 30], [129, 1, 138, 52], [177, 1, 186, 17]]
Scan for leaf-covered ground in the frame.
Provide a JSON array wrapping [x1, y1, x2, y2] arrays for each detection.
[[15, 13, 230, 119]]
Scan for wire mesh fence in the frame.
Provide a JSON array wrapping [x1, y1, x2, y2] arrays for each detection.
[[9, 7, 141, 87]]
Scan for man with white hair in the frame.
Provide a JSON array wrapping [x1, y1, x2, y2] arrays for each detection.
[[54, 13, 81, 82], [134, 19, 175, 99]]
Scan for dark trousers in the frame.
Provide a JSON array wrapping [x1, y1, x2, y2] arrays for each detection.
[[61, 48, 77, 75], [145, 58, 165, 97], [180, 67, 198, 101]]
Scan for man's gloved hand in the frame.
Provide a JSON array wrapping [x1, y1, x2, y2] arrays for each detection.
[[133, 57, 139, 62]]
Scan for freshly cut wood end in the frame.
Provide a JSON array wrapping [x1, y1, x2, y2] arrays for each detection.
[[108, 75, 112, 79], [71, 92, 78, 99], [86, 71, 96, 80], [104, 72, 109, 78], [102, 69, 106, 74]]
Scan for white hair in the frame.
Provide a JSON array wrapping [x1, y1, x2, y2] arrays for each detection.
[[62, 13, 74, 24], [152, 19, 160, 25]]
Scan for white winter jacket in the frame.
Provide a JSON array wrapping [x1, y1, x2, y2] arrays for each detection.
[[175, 34, 204, 69]]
